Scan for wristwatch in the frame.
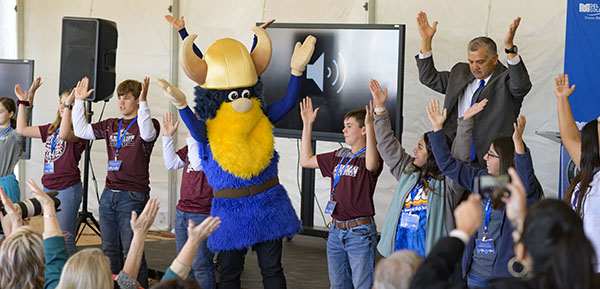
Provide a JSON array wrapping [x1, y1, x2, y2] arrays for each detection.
[[505, 45, 518, 54], [63, 104, 74, 110]]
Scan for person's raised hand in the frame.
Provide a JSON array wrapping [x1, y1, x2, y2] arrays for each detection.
[[554, 73, 575, 100], [426, 99, 447, 132], [365, 101, 375, 128], [260, 19, 275, 30], [130, 197, 159, 236], [504, 17, 521, 50], [299, 97, 319, 125], [416, 11, 438, 41], [503, 167, 527, 233], [464, 98, 488, 120], [164, 15, 185, 30], [74, 77, 95, 101], [27, 179, 56, 214], [28, 77, 42, 104], [187, 216, 221, 244], [0, 186, 23, 235], [162, 111, 179, 137], [369, 79, 387, 108], [64, 90, 76, 108], [139, 77, 150, 102], [454, 194, 482, 237], [512, 114, 526, 143], [14, 84, 28, 102], [14, 77, 43, 104]]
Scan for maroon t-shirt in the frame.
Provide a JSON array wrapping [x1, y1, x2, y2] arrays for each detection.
[[175, 146, 213, 214], [39, 124, 87, 190], [91, 117, 160, 194], [317, 147, 383, 221]]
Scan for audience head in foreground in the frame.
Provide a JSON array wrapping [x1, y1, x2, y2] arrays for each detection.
[[373, 250, 423, 289]]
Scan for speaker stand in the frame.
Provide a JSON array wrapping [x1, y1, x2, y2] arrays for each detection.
[[75, 101, 101, 242]]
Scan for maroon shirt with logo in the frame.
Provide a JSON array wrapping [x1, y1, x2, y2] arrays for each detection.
[[39, 124, 87, 190], [316, 147, 383, 221], [91, 118, 160, 194], [175, 146, 213, 214]]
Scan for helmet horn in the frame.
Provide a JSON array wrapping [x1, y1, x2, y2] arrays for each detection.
[[250, 26, 272, 76], [179, 34, 208, 85]]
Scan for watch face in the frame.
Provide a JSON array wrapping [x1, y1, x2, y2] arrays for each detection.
[[506, 46, 518, 54], [567, 159, 580, 184]]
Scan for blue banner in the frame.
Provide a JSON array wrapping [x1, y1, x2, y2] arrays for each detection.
[[565, 0, 600, 122]]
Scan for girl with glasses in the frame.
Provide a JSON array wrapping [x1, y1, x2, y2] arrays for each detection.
[[426, 100, 543, 288]]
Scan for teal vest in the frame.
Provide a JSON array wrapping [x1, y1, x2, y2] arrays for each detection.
[[377, 165, 447, 257]]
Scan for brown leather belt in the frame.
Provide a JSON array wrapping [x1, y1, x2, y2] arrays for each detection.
[[333, 217, 372, 229], [213, 176, 279, 199]]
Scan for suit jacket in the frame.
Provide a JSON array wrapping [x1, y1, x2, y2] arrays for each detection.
[[416, 54, 532, 164]]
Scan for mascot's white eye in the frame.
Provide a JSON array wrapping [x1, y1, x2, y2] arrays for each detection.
[[228, 91, 239, 101], [241, 89, 251, 98]]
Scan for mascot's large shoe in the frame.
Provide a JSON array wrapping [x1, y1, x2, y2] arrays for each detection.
[[158, 27, 316, 251]]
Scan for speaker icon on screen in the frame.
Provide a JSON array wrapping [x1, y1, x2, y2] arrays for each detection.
[[306, 52, 347, 94]]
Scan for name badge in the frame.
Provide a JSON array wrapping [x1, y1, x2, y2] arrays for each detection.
[[400, 213, 420, 230], [107, 160, 122, 171], [324, 200, 337, 214], [476, 239, 495, 254], [44, 162, 55, 174]]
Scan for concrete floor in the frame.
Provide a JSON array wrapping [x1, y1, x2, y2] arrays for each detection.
[[72, 222, 334, 288], [32, 217, 382, 289]]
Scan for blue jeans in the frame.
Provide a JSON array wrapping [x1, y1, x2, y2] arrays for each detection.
[[99, 188, 149, 288], [467, 272, 491, 288], [44, 183, 82, 256], [175, 210, 215, 289], [327, 218, 377, 289]]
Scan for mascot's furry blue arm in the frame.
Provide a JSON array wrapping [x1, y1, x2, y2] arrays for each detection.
[[158, 27, 316, 252]]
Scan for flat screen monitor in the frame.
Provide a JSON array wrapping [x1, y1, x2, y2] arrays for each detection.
[[260, 23, 405, 142], [0, 59, 34, 159]]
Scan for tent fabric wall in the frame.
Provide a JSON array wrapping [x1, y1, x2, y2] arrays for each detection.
[[0, 0, 18, 59], [19, 0, 567, 230]]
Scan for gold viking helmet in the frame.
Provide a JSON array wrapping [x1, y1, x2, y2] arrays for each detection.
[[179, 26, 272, 90]]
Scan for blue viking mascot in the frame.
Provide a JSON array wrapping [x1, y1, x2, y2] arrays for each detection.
[[157, 26, 316, 288]]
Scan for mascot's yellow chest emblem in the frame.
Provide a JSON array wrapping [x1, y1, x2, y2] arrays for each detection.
[[206, 98, 274, 179]]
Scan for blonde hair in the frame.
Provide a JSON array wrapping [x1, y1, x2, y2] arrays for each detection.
[[0, 226, 45, 289], [56, 248, 113, 289], [373, 250, 423, 289], [49, 89, 73, 134]]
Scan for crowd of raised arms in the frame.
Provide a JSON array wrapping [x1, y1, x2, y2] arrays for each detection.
[[0, 11, 598, 289]]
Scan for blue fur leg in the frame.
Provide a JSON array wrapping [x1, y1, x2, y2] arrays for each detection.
[[208, 184, 301, 252]]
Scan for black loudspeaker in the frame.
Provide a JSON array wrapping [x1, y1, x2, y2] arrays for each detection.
[[59, 17, 118, 102]]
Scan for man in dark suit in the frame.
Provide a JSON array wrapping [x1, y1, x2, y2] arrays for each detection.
[[415, 11, 532, 167]]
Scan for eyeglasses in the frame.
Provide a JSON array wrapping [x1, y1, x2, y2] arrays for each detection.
[[486, 151, 499, 158]]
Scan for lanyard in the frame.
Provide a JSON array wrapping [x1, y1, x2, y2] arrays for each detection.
[[407, 180, 424, 212], [115, 117, 137, 157], [331, 147, 366, 197], [483, 197, 492, 236], [0, 127, 11, 139], [50, 128, 60, 154]]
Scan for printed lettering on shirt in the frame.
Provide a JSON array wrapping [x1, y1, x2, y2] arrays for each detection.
[[403, 187, 428, 213], [44, 137, 66, 162], [331, 165, 359, 178], [108, 130, 136, 148]]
